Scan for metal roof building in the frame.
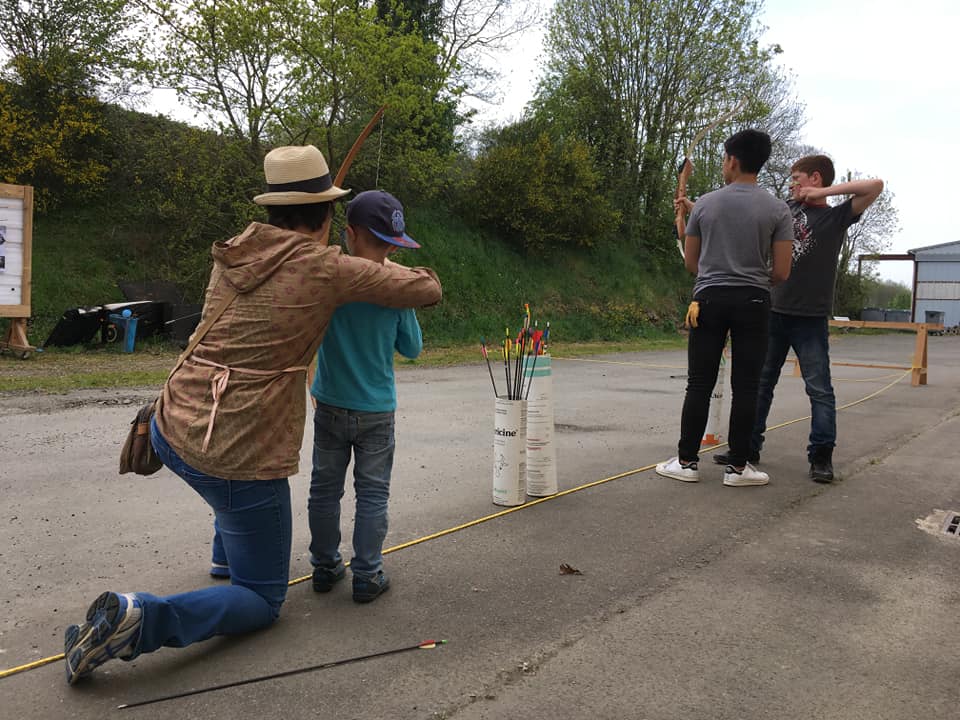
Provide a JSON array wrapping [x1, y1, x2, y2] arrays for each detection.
[[910, 240, 960, 327]]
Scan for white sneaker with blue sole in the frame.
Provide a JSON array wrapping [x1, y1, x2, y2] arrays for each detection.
[[65, 591, 142, 685]]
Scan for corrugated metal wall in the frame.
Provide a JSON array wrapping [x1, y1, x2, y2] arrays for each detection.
[[913, 245, 960, 326]]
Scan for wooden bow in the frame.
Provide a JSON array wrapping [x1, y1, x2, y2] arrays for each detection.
[[673, 100, 748, 259], [319, 104, 387, 244]]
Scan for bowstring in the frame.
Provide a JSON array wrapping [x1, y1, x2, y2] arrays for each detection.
[[375, 112, 384, 188]]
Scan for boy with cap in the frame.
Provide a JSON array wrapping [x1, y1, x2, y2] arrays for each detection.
[[307, 189, 424, 603]]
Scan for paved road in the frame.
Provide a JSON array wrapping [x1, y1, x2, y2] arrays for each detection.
[[1, 334, 958, 719]]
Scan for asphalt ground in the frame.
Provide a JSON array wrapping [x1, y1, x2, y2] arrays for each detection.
[[1, 333, 958, 719]]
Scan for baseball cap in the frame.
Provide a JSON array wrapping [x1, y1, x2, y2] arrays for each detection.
[[345, 190, 420, 249]]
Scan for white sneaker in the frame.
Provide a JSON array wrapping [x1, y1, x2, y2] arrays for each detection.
[[656, 457, 700, 482], [723, 463, 769, 487]]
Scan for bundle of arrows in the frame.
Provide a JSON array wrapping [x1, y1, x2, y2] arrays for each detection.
[[480, 304, 550, 400]]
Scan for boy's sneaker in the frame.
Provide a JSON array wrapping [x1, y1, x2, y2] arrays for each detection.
[[209, 563, 230, 579], [713, 451, 760, 465], [312, 562, 346, 593], [64, 591, 142, 685], [353, 571, 390, 604], [655, 457, 699, 482], [723, 463, 769, 487]]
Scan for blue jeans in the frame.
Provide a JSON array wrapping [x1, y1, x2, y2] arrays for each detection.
[[308, 404, 395, 580], [752, 312, 836, 458], [135, 419, 291, 656]]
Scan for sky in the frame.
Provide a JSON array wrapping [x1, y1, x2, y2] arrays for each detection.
[[465, 0, 960, 287]]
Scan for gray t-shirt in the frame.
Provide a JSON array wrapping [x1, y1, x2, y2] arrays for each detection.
[[771, 199, 861, 316], [686, 183, 794, 296]]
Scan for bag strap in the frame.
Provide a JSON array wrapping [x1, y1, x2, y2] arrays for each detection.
[[167, 284, 239, 382]]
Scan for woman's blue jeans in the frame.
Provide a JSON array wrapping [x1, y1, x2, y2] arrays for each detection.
[[136, 419, 291, 656], [308, 403, 395, 580]]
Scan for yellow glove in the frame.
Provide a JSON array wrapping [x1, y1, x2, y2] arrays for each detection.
[[684, 301, 700, 329]]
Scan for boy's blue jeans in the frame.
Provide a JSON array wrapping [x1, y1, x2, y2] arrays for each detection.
[[752, 312, 837, 458], [137, 419, 291, 656], [308, 403, 395, 580]]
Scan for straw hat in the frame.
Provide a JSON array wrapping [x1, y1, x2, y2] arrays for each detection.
[[253, 145, 351, 205]]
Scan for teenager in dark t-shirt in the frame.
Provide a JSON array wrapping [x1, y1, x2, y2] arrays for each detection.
[[713, 154, 883, 482]]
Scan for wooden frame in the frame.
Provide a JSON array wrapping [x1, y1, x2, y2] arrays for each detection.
[[790, 319, 944, 387], [0, 183, 35, 356]]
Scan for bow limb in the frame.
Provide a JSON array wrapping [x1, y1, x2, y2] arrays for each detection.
[[318, 104, 388, 244], [674, 158, 693, 259], [334, 104, 387, 187], [672, 99, 749, 261]]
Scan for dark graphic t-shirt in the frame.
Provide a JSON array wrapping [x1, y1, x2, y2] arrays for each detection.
[[770, 198, 861, 317]]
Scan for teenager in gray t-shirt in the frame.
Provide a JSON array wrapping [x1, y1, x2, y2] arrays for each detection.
[[688, 183, 793, 296], [656, 129, 793, 488]]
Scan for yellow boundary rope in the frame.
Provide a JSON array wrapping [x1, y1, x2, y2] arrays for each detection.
[[553, 356, 905, 383], [0, 369, 911, 680]]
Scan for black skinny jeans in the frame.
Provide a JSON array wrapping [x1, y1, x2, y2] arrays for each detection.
[[678, 286, 770, 466]]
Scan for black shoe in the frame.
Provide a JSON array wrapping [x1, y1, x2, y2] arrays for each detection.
[[713, 451, 760, 465], [809, 447, 834, 483], [312, 563, 346, 593], [353, 571, 390, 604]]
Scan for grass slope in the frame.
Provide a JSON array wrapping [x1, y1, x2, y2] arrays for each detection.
[[1, 202, 691, 391]]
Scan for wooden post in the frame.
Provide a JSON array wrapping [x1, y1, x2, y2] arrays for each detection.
[[912, 323, 929, 386], [1, 318, 32, 358], [0, 183, 35, 358], [820, 319, 942, 387]]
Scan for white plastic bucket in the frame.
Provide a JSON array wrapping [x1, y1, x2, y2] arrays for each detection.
[[701, 352, 726, 447], [523, 354, 557, 496], [493, 397, 527, 506]]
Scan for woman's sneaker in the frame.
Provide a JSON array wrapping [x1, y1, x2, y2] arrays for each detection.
[[64, 591, 142, 685], [209, 563, 230, 579], [723, 463, 769, 487], [353, 571, 390, 603], [655, 457, 699, 482]]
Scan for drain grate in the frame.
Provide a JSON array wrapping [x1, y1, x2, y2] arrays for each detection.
[[943, 514, 960, 536]]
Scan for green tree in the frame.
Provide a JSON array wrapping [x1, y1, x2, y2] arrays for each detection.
[[435, 0, 540, 102], [759, 140, 820, 200], [534, 0, 783, 260], [139, 0, 297, 160], [0, 78, 108, 208], [834, 171, 900, 316], [376, 0, 442, 40], [273, 0, 459, 198], [0, 0, 142, 206], [0, 0, 142, 99], [461, 122, 621, 256], [889, 288, 912, 310], [140, 0, 462, 198]]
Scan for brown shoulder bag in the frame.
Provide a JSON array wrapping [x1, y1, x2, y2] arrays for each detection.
[[118, 287, 238, 475]]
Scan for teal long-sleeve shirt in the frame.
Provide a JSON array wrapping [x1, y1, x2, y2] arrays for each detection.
[[310, 302, 422, 412]]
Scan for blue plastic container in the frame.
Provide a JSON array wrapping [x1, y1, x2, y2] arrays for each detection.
[[108, 313, 139, 353]]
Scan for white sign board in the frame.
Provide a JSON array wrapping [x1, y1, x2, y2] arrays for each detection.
[[0, 184, 32, 317], [0, 198, 25, 305]]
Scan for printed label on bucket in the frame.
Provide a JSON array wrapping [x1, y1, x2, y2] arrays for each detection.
[[522, 355, 557, 496], [493, 398, 527, 506]]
